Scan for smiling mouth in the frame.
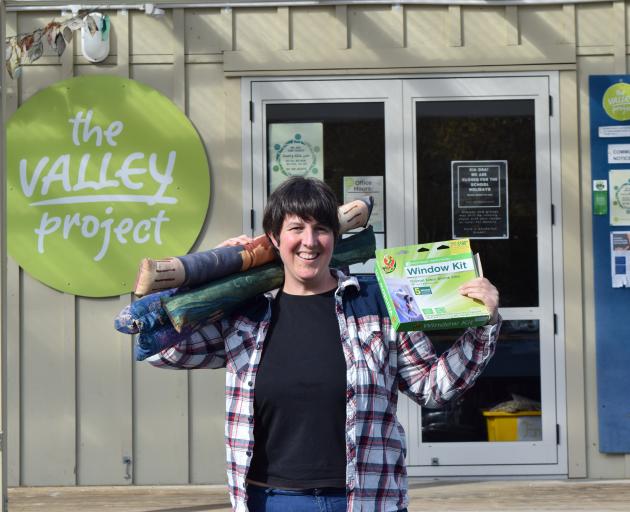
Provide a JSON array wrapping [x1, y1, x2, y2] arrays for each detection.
[[297, 252, 319, 261]]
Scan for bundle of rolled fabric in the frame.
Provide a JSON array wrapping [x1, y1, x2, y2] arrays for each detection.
[[115, 197, 376, 361], [133, 197, 374, 296]]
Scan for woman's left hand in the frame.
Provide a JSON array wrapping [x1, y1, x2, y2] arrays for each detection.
[[458, 277, 500, 325]]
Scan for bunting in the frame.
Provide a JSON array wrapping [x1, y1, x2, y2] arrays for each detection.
[[4, 11, 109, 79]]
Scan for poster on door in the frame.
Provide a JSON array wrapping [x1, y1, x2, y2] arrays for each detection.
[[343, 176, 384, 232], [451, 160, 509, 239], [268, 123, 323, 192]]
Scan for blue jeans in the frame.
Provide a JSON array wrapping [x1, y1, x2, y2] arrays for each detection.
[[247, 485, 347, 512], [246, 484, 409, 512]]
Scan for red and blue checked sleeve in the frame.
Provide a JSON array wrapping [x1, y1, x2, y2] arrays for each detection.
[[396, 319, 501, 408], [147, 321, 227, 370]]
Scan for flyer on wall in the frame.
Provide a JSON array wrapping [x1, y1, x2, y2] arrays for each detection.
[[611, 231, 630, 288], [609, 169, 630, 226]]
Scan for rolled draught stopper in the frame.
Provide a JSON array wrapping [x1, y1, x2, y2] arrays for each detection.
[[114, 226, 377, 361], [133, 196, 373, 296]]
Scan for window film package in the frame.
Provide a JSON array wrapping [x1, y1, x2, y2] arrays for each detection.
[[375, 239, 489, 332]]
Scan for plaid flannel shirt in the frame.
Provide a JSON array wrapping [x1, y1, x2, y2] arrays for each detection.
[[148, 270, 500, 511]]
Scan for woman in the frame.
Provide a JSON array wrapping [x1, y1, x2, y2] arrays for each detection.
[[148, 177, 500, 512]]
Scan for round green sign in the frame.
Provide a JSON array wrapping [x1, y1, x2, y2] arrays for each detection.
[[8, 75, 210, 297], [602, 82, 630, 121]]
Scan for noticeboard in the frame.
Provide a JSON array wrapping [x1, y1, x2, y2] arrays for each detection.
[[589, 75, 630, 453]]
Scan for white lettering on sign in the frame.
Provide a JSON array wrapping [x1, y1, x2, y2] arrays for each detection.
[[21, 110, 177, 261], [405, 259, 472, 277], [35, 207, 170, 262]]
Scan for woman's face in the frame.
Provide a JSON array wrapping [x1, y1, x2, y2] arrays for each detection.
[[270, 214, 337, 295]]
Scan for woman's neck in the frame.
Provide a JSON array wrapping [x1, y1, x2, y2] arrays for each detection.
[[281, 271, 338, 296]]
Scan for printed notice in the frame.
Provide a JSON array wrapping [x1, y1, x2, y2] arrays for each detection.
[[268, 123, 323, 192], [607, 144, 630, 164], [611, 231, 630, 287], [451, 160, 509, 239], [599, 125, 630, 138], [609, 169, 630, 225], [343, 176, 384, 232]]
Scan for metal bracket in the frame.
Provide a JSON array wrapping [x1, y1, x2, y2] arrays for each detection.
[[122, 456, 132, 480]]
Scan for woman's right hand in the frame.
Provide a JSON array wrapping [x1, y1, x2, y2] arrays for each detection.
[[215, 234, 254, 249]]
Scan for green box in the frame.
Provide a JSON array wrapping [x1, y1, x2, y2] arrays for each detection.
[[375, 239, 489, 332]]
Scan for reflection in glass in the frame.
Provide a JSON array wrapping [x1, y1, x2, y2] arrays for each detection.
[[265, 103, 386, 233], [421, 320, 541, 443], [415, 100, 538, 307]]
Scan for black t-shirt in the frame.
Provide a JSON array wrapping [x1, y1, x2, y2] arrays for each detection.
[[247, 288, 347, 489]]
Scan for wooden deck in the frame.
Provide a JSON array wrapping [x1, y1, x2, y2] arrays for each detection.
[[7, 479, 630, 511]]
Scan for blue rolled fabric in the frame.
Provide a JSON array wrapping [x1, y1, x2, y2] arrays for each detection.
[[114, 288, 178, 335], [134, 322, 200, 361], [179, 243, 259, 287]]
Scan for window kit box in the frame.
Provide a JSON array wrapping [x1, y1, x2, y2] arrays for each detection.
[[375, 239, 489, 331]]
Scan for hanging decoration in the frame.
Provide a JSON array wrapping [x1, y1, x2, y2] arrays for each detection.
[[4, 11, 109, 79]]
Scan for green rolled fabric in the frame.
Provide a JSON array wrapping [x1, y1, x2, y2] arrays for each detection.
[[162, 226, 376, 333]]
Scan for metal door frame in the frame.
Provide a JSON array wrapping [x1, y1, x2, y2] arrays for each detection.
[[402, 75, 562, 474], [242, 72, 566, 477], [245, 78, 403, 240]]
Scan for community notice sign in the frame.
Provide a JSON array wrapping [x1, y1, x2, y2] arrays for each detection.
[[268, 123, 323, 192], [451, 160, 509, 239], [7, 75, 210, 297]]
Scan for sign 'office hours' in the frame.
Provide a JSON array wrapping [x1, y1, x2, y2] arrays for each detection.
[[8, 75, 210, 297]]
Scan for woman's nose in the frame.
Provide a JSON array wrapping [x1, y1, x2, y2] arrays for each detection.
[[301, 227, 316, 246]]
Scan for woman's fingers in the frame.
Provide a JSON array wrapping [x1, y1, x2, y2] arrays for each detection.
[[458, 277, 500, 323]]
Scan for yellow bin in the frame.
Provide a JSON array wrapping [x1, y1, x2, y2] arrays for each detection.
[[482, 411, 542, 442]]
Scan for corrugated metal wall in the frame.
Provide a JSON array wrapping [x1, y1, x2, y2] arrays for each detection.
[[2, 1, 630, 486], [4, 7, 238, 487]]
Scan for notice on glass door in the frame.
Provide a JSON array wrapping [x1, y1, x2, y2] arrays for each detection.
[[343, 176, 384, 232], [268, 123, 323, 192], [451, 160, 509, 239]]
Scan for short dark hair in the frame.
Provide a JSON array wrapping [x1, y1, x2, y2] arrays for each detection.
[[263, 177, 340, 242]]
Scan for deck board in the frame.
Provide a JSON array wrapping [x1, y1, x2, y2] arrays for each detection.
[[8, 479, 630, 511]]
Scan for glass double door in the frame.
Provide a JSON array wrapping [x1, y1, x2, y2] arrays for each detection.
[[248, 75, 562, 474]]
